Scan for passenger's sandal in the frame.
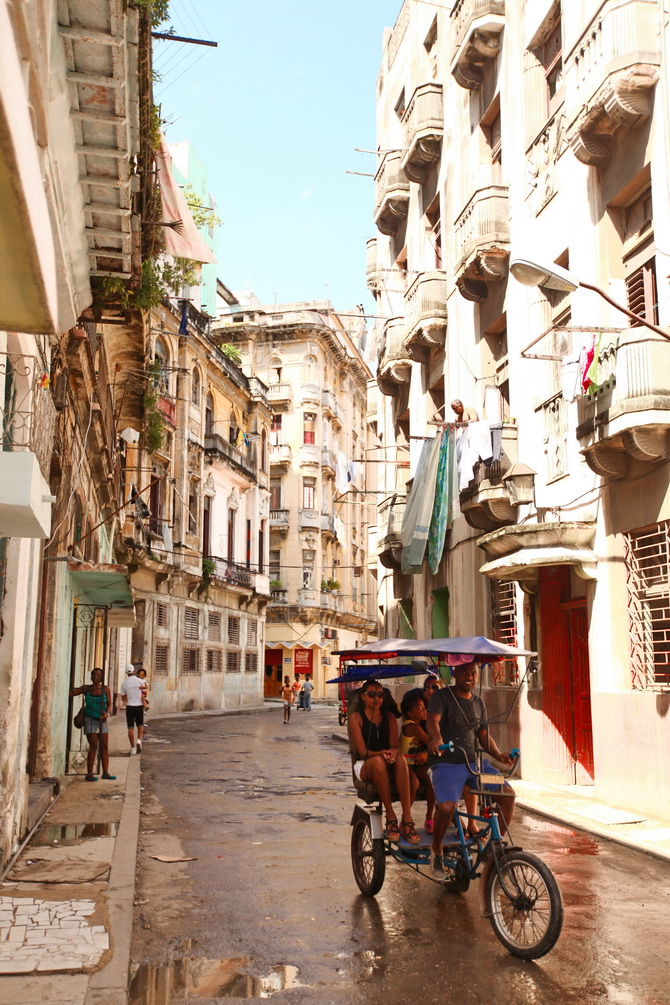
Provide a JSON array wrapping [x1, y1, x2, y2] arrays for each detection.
[[401, 820, 421, 845]]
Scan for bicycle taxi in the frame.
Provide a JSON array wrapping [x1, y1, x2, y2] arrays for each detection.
[[329, 636, 564, 960]]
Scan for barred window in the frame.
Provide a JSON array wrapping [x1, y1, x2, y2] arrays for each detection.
[[245, 653, 258, 674], [624, 521, 670, 689], [182, 647, 200, 675], [208, 611, 221, 641], [227, 650, 240, 673], [228, 615, 240, 645], [247, 619, 258, 647], [206, 648, 223, 673], [155, 644, 169, 675], [184, 607, 199, 640], [490, 580, 519, 686], [156, 602, 169, 629]]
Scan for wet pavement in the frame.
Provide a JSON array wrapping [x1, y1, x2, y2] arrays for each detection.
[[132, 706, 670, 1005]]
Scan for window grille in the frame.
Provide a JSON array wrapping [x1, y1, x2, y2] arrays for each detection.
[[156, 602, 169, 629], [208, 611, 221, 641], [227, 650, 240, 673], [624, 521, 670, 689], [244, 653, 258, 674], [182, 647, 200, 675], [228, 615, 240, 645], [247, 619, 258, 646], [491, 580, 519, 686], [155, 643, 169, 675], [184, 607, 199, 640], [206, 648, 222, 673]]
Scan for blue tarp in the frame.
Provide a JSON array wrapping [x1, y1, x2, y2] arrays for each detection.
[[326, 664, 429, 684]]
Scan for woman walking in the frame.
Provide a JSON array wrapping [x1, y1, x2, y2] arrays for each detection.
[[70, 667, 115, 781]]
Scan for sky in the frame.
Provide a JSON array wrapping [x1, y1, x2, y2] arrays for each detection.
[[154, 0, 402, 311]]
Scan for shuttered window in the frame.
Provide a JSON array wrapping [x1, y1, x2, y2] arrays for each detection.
[[206, 648, 223, 673], [156, 603, 169, 629], [184, 607, 199, 640], [625, 258, 658, 327], [247, 619, 258, 646], [227, 650, 240, 673], [245, 653, 258, 674], [490, 580, 519, 686], [182, 648, 200, 675], [208, 611, 221, 641], [228, 615, 240, 645], [155, 644, 169, 675]]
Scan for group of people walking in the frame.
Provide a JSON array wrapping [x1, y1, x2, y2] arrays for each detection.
[[280, 675, 314, 723]]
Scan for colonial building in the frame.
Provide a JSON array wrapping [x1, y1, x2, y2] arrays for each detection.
[[213, 301, 378, 698], [371, 0, 670, 818]]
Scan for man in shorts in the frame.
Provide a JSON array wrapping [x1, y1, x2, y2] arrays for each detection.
[[120, 664, 147, 754], [426, 661, 515, 879]]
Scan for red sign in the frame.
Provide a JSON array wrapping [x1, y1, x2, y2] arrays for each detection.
[[293, 648, 313, 674]]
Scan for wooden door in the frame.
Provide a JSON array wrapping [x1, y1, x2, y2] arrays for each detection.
[[566, 603, 594, 782]]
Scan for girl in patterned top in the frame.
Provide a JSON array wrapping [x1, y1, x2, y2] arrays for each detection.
[[399, 689, 435, 834]]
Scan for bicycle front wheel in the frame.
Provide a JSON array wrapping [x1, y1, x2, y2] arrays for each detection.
[[486, 850, 563, 959], [351, 817, 386, 897]]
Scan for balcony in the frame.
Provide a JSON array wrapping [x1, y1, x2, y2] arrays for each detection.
[[565, 1, 661, 167], [377, 318, 412, 397], [299, 508, 319, 530], [267, 383, 292, 407], [377, 493, 406, 569], [401, 84, 443, 183], [270, 588, 288, 604], [321, 448, 336, 475], [576, 331, 670, 479], [269, 443, 292, 470], [204, 433, 257, 480], [269, 509, 290, 534], [453, 185, 510, 300], [403, 271, 447, 357], [321, 591, 344, 612], [301, 384, 321, 406], [450, 0, 506, 90], [298, 588, 319, 607], [209, 556, 253, 590], [366, 237, 379, 292], [254, 573, 271, 597], [320, 512, 336, 537], [322, 389, 342, 424], [374, 152, 410, 237], [460, 423, 518, 531], [300, 444, 320, 466]]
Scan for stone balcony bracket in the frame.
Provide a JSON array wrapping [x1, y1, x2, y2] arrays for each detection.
[[401, 84, 444, 184], [476, 520, 597, 587], [403, 271, 448, 356], [581, 424, 670, 480], [450, 5, 506, 91], [456, 247, 509, 301], [374, 152, 410, 236], [567, 65, 659, 167]]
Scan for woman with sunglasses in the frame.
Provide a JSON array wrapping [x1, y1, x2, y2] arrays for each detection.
[[348, 678, 420, 844]]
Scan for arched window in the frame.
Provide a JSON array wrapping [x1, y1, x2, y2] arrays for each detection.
[[154, 338, 170, 394], [205, 393, 214, 435], [268, 358, 282, 383], [228, 410, 237, 444], [303, 355, 317, 385], [191, 367, 201, 406], [261, 429, 267, 471]]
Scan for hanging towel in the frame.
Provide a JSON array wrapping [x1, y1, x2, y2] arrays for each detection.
[[561, 353, 581, 402], [401, 435, 442, 574], [428, 432, 449, 574], [579, 333, 596, 393], [469, 420, 493, 466], [446, 427, 461, 526], [583, 332, 602, 394], [457, 425, 479, 490], [488, 422, 504, 463]]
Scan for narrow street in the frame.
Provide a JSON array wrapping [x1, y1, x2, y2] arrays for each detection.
[[130, 707, 670, 1005]]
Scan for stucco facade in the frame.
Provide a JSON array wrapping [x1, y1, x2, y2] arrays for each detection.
[[371, 0, 670, 818]]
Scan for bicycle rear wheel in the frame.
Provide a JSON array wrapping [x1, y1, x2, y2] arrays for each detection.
[[351, 817, 386, 896], [486, 850, 563, 959]]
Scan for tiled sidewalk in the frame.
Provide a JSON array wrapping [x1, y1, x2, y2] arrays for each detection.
[[0, 896, 108, 974]]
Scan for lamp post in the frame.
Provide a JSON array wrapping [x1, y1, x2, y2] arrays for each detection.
[[509, 257, 670, 342]]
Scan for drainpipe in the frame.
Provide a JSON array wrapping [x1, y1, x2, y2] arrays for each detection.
[[26, 548, 49, 780]]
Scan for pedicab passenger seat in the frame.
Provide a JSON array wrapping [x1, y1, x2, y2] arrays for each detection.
[[349, 740, 425, 803]]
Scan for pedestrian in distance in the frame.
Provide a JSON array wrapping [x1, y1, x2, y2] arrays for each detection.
[[281, 676, 294, 724], [136, 667, 149, 729], [70, 667, 115, 781], [302, 674, 314, 711], [120, 664, 147, 754], [293, 675, 303, 709]]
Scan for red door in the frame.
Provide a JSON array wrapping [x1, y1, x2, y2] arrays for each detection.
[[539, 568, 594, 783]]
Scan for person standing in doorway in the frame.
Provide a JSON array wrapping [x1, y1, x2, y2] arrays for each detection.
[[302, 674, 314, 711], [70, 667, 115, 781], [120, 664, 147, 754], [281, 676, 293, 724], [293, 676, 303, 709]]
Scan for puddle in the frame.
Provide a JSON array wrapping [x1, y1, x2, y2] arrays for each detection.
[[129, 956, 304, 1001], [32, 822, 119, 846]]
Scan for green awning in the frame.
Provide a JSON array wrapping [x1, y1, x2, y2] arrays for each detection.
[[69, 564, 134, 610]]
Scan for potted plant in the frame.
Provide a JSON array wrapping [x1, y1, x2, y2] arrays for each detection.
[[269, 579, 283, 591]]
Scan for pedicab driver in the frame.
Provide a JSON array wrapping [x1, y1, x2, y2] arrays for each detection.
[[426, 660, 516, 880]]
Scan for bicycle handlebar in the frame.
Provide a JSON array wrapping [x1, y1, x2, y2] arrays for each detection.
[[436, 742, 521, 778]]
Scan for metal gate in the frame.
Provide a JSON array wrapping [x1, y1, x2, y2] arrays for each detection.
[[66, 604, 109, 772]]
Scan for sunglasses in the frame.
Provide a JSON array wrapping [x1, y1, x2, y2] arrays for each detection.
[[424, 683, 439, 690], [364, 690, 384, 698]]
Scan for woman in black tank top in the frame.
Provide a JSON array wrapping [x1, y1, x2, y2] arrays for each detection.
[[348, 678, 421, 845]]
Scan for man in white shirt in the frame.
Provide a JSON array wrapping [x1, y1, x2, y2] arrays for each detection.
[[120, 664, 147, 754]]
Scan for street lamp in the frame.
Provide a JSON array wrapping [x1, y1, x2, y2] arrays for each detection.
[[509, 256, 670, 342]]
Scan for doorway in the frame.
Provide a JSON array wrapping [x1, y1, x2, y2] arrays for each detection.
[[538, 567, 594, 784]]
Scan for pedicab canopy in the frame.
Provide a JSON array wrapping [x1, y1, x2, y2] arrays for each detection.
[[332, 636, 535, 670]]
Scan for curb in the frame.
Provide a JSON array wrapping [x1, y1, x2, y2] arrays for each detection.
[[84, 757, 142, 1005]]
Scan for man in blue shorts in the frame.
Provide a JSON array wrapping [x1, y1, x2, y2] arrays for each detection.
[[426, 661, 515, 879]]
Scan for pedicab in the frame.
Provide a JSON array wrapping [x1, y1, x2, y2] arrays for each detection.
[[329, 637, 564, 960]]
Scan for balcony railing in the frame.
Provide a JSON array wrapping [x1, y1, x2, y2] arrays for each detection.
[[321, 448, 337, 473], [204, 433, 257, 479], [254, 573, 271, 596], [299, 508, 319, 529], [366, 237, 379, 292], [460, 423, 518, 530], [320, 512, 335, 535], [377, 493, 406, 569], [377, 318, 412, 395], [451, 0, 506, 90], [267, 383, 293, 404], [269, 443, 291, 467], [577, 331, 670, 478], [270, 508, 290, 528], [454, 185, 510, 287], [404, 271, 447, 354], [401, 84, 443, 183], [298, 588, 319, 607], [270, 587, 288, 603], [565, 0, 661, 166], [209, 556, 253, 589], [374, 152, 410, 236], [322, 389, 342, 423]]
